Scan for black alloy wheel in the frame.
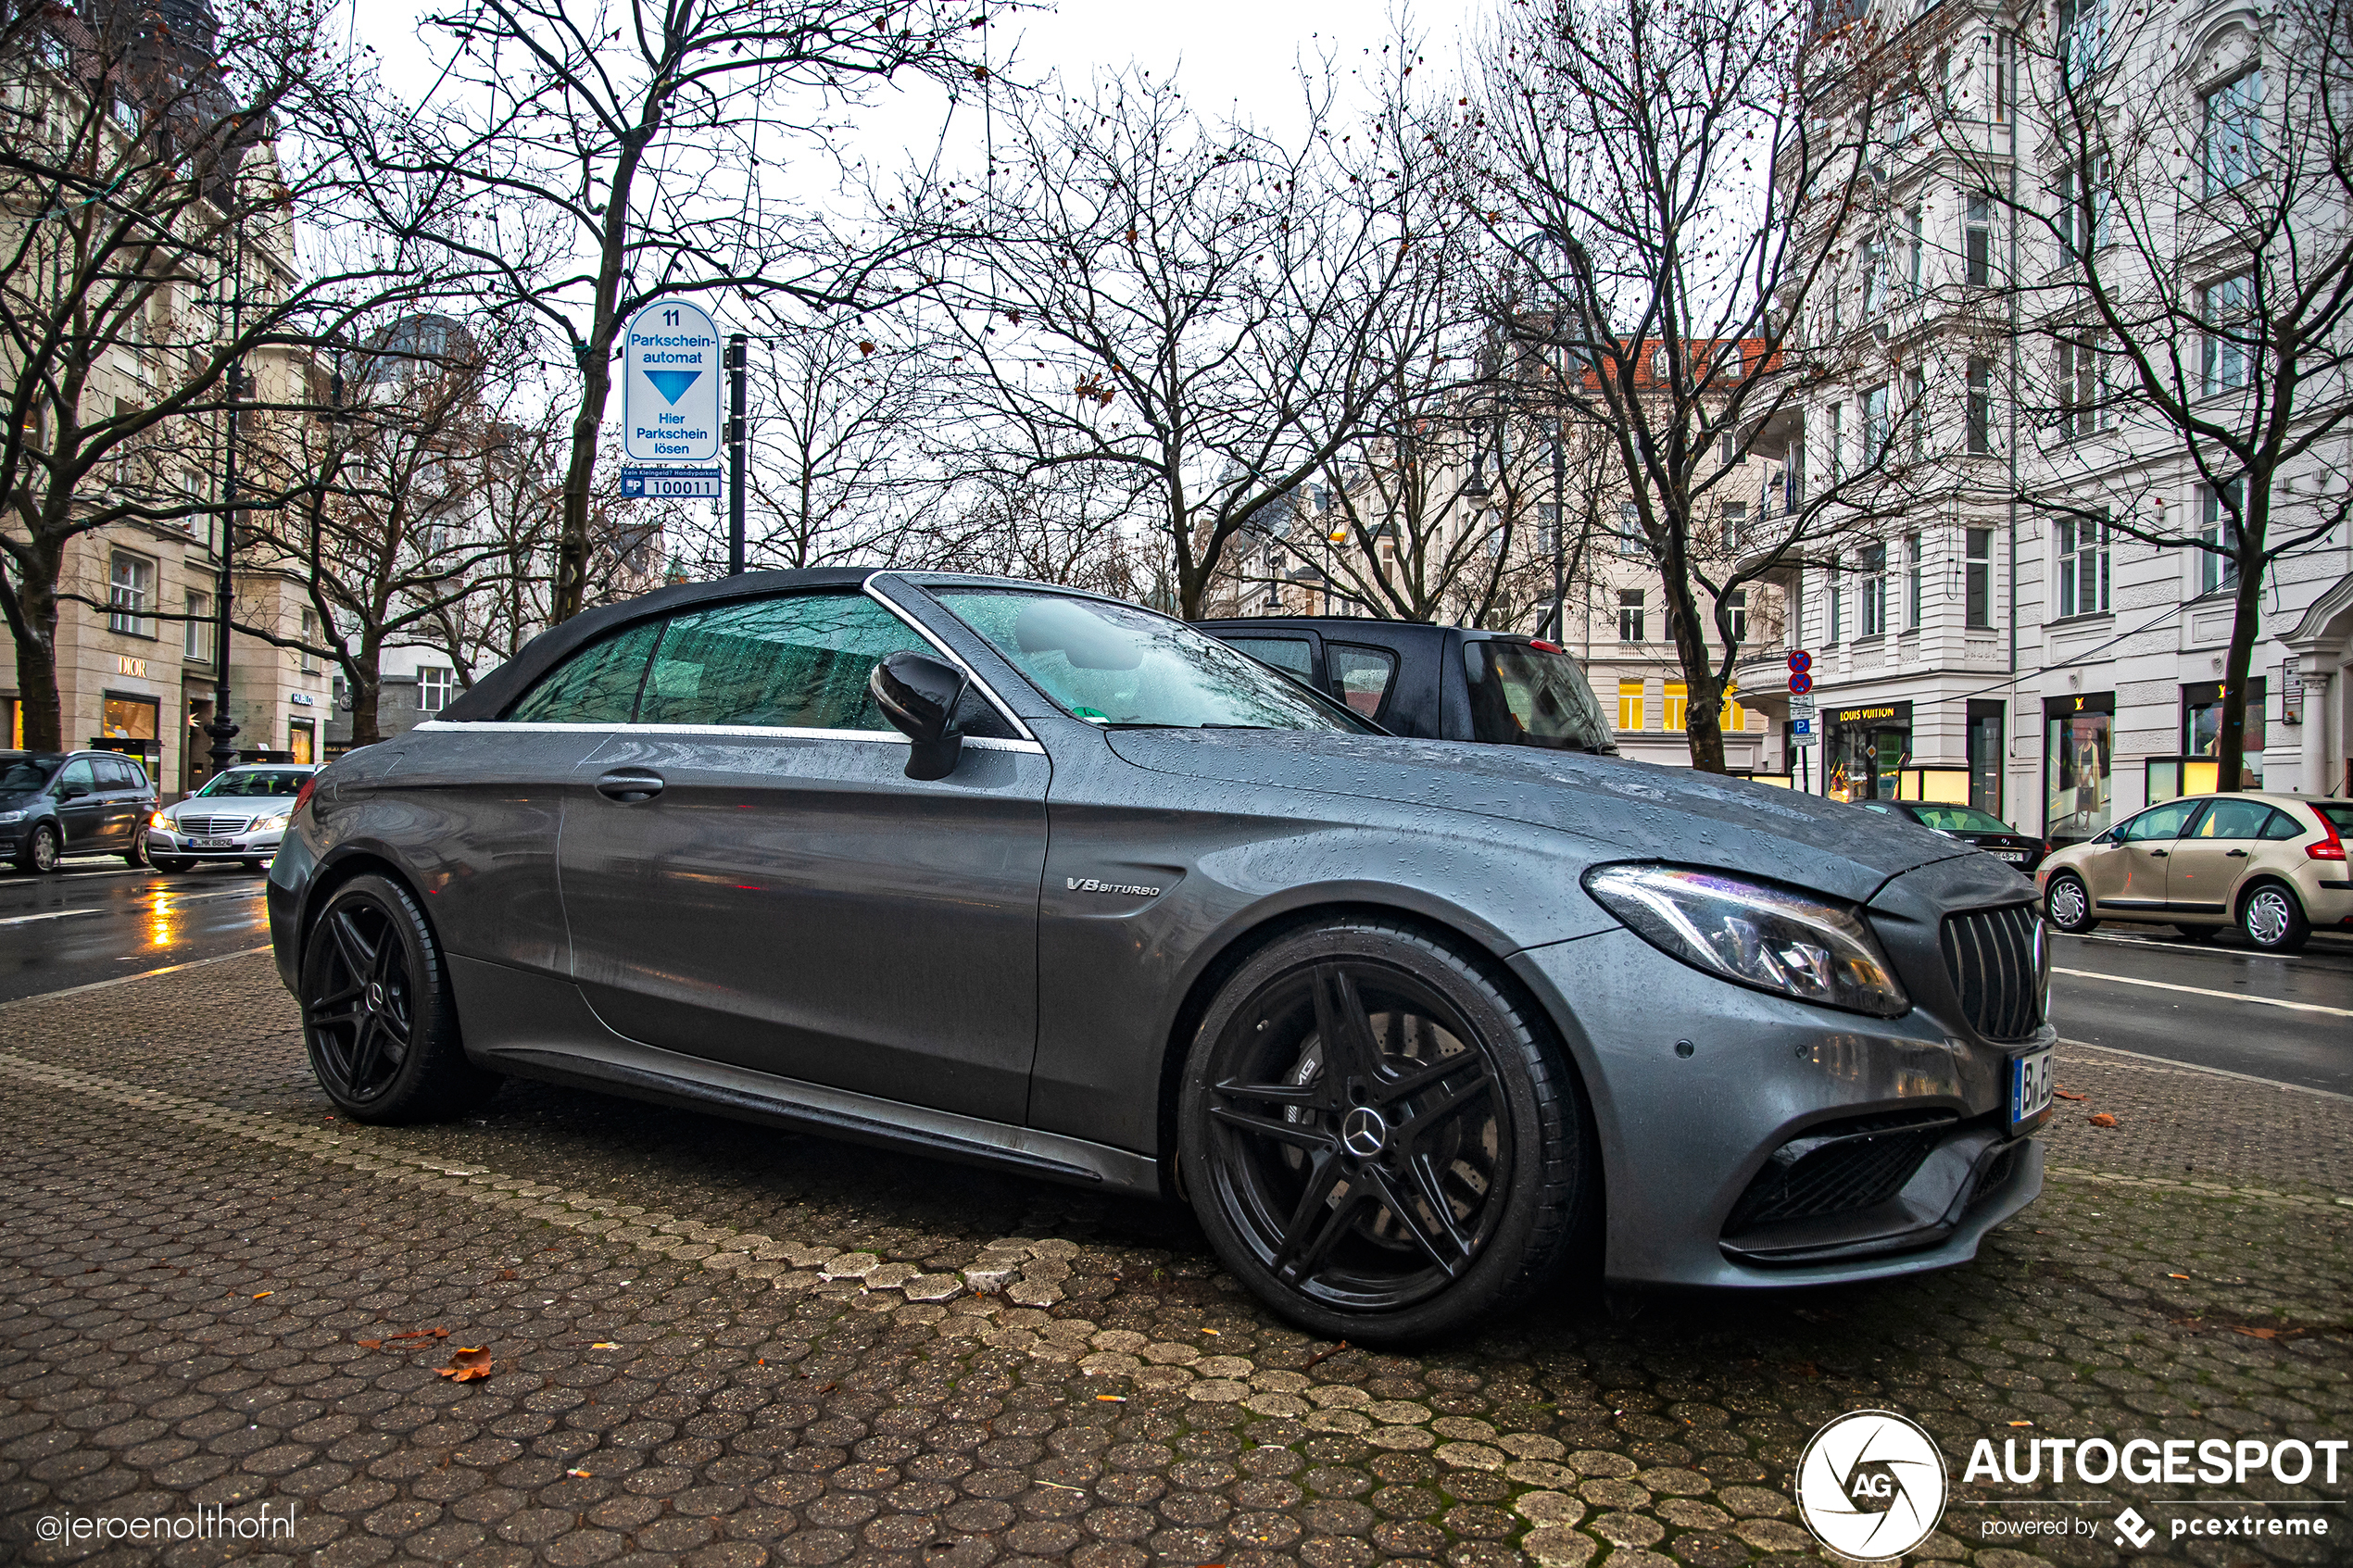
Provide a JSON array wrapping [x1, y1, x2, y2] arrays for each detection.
[[300, 873, 499, 1122], [2044, 872, 2097, 934], [19, 823, 60, 874], [1180, 921, 1588, 1343]]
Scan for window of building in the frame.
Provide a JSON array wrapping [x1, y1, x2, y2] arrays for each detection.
[[2201, 275, 2250, 395], [1966, 357, 1994, 454], [1905, 533, 1923, 629], [1965, 528, 1994, 628], [419, 666, 456, 713], [1906, 366, 1927, 458], [2057, 332, 2105, 440], [1862, 383, 1891, 468], [1965, 194, 1994, 285], [1721, 501, 1747, 549], [102, 693, 158, 743], [1617, 503, 1643, 557], [1905, 206, 1923, 295], [288, 719, 315, 765], [1617, 589, 1645, 643], [1617, 679, 1646, 731], [2057, 157, 2112, 255], [2056, 0, 2108, 81], [1722, 684, 1749, 732], [1827, 558, 1844, 644], [1859, 542, 1888, 637], [1826, 402, 1844, 481], [2183, 678, 2267, 787], [2197, 479, 2241, 595], [108, 552, 155, 637], [2057, 512, 2110, 616], [2202, 69, 2263, 195], [1663, 682, 1689, 733], [183, 591, 211, 662], [1727, 588, 1748, 643], [299, 608, 323, 674], [1863, 235, 1888, 319]]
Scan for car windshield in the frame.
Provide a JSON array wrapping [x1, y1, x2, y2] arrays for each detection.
[[937, 589, 1365, 731], [195, 770, 311, 798], [1465, 641, 1613, 753], [1912, 805, 2014, 834], [0, 755, 65, 794]]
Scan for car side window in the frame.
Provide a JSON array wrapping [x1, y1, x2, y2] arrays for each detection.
[[639, 592, 999, 733], [1220, 637, 1315, 682], [509, 621, 662, 723], [2119, 799, 2200, 842], [1326, 643, 1398, 720], [2259, 809, 2303, 840], [57, 759, 96, 796], [2193, 798, 2274, 839]]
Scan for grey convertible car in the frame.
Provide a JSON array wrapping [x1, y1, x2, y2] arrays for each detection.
[[268, 569, 2052, 1340]]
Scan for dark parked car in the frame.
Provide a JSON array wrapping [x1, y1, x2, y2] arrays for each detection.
[[1197, 616, 1616, 752], [269, 569, 2051, 1341], [1856, 801, 2050, 876], [0, 749, 158, 872]]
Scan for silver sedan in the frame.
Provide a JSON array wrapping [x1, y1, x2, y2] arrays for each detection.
[[149, 764, 321, 872]]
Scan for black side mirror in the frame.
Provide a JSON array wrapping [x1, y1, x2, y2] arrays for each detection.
[[57, 782, 88, 801], [870, 651, 970, 781]]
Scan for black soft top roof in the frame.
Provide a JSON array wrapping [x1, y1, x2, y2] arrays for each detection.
[[439, 567, 879, 721]]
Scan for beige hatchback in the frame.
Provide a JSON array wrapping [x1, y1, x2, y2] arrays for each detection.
[[2037, 793, 2353, 952]]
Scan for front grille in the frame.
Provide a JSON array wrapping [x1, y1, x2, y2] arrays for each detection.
[[175, 815, 252, 837], [1941, 902, 2047, 1042], [1724, 1110, 1957, 1234]]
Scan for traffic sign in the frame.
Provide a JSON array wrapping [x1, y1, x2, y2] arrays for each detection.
[[1791, 717, 1817, 745], [1787, 649, 1812, 673], [623, 298, 721, 464], [621, 468, 721, 499], [1789, 671, 1813, 696], [1789, 695, 1817, 721]]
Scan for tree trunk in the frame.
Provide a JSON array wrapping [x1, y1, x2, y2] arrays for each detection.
[[7, 571, 65, 753], [2215, 487, 2269, 794], [1655, 530, 1730, 774], [346, 636, 385, 748]]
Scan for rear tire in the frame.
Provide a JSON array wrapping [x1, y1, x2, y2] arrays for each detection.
[[2239, 882, 2310, 954], [123, 833, 149, 870], [1177, 919, 1591, 1345], [2045, 872, 2097, 935], [17, 824, 60, 874], [301, 873, 500, 1123]]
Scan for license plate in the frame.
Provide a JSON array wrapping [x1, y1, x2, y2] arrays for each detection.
[[2009, 1047, 2054, 1131], [1993, 850, 2027, 863], [188, 838, 233, 849]]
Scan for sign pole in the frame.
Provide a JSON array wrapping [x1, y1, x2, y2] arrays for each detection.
[[727, 333, 748, 576]]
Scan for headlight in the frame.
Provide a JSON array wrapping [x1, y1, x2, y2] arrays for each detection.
[[0, 809, 23, 824], [150, 811, 173, 830], [1583, 864, 1910, 1019], [250, 813, 287, 833]]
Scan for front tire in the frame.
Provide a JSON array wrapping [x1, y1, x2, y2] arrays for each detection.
[[17, 824, 60, 874], [301, 873, 500, 1122], [123, 834, 149, 870], [1177, 920, 1590, 1344], [2045, 872, 2098, 934], [2239, 882, 2310, 954]]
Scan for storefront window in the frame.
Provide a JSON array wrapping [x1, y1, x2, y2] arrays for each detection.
[[102, 693, 158, 742], [1968, 701, 2005, 816], [2045, 694, 2114, 844], [288, 719, 315, 765], [1825, 702, 1913, 802], [2183, 679, 2265, 787]]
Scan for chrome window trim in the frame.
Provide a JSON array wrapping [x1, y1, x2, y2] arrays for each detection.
[[862, 573, 1038, 742], [411, 719, 1043, 753]]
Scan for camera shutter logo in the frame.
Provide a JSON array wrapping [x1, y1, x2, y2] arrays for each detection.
[[1793, 1410, 1948, 1561]]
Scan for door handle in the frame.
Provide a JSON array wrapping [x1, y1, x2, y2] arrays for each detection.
[[2225, 848, 2249, 858], [2147, 849, 2168, 858], [595, 769, 664, 804]]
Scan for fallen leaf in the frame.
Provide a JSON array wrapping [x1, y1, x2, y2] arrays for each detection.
[[251, 1291, 272, 1298], [2007, 1420, 2034, 1427], [1096, 1394, 1126, 1402], [497, 1269, 516, 1280], [357, 1327, 448, 1350], [2233, 1326, 2280, 1340], [2089, 1112, 2118, 1127], [437, 1347, 494, 1382], [568, 1468, 591, 1478], [1202, 1328, 1219, 1335], [2054, 1089, 2086, 1101], [592, 1342, 619, 1350], [2169, 1273, 2191, 1280], [1793, 1361, 1821, 1378]]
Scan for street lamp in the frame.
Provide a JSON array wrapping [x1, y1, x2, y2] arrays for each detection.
[[204, 357, 241, 780]]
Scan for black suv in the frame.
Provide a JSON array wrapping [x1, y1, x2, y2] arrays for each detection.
[[0, 750, 160, 872], [1196, 617, 1617, 752]]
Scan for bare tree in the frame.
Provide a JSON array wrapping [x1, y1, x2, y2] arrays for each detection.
[[0, 0, 436, 749], [337, 0, 988, 628], [1466, 0, 1905, 771], [1940, 0, 2353, 791], [912, 66, 1422, 620]]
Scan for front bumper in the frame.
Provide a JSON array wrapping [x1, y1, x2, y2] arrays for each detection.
[[148, 828, 283, 860], [1509, 855, 2047, 1289]]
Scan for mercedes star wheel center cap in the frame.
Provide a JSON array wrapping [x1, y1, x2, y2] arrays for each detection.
[[1340, 1106, 1389, 1159], [367, 982, 385, 1009]]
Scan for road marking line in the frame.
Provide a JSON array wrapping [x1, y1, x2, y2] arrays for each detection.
[[2052, 967, 2353, 1017], [0, 909, 99, 926], [0, 943, 272, 1007], [2059, 1038, 2353, 1102]]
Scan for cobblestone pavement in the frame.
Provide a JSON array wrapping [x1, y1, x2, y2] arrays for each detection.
[[0, 955, 2347, 1567]]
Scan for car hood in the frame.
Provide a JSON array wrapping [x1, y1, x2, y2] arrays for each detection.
[[1103, 729, 1967, 903]]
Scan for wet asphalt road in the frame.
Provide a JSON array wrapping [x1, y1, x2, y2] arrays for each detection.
[[0, 858, 270, 1002], [0, 858, 2345, 1091]]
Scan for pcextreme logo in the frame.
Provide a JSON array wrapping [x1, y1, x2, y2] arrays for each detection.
[[1793, 1410, 1949, 1561]]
